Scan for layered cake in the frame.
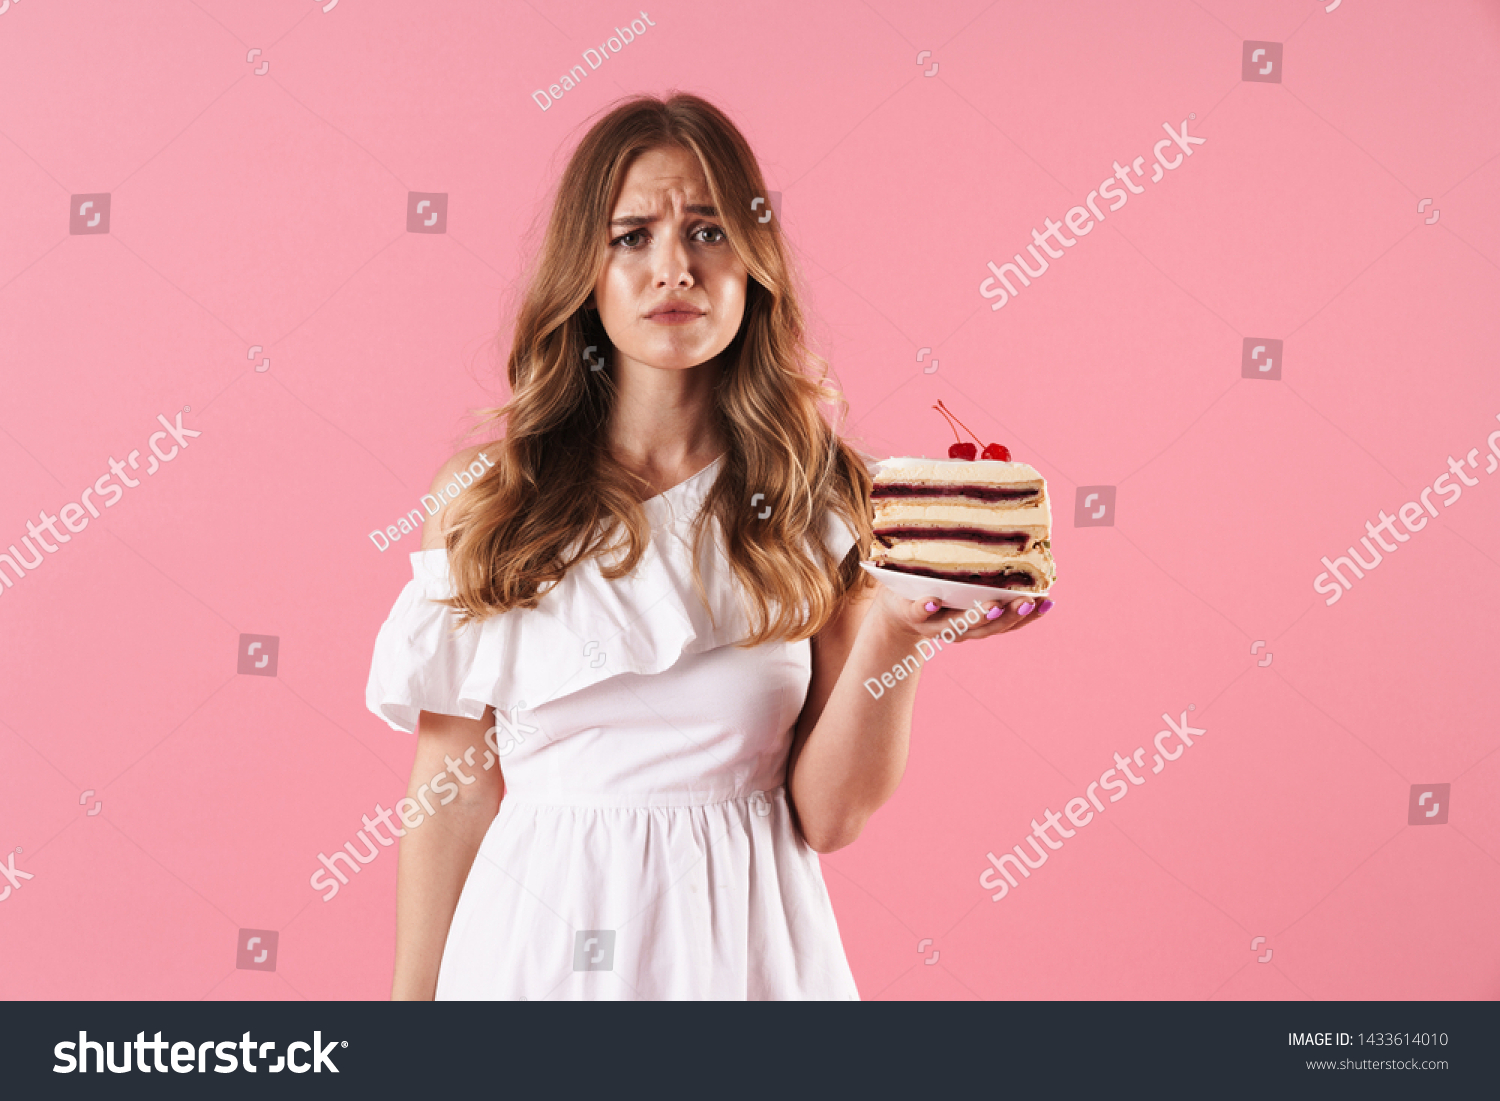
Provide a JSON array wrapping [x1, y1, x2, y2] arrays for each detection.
[[869, 456, 1056, 592]]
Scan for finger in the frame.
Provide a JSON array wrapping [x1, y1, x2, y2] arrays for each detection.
[[979, 595, 1047, 633], [914, 596, 946, 624], [1007, 596, 1054, 629], [955, 600, 1006, 634], [958, 598, 1020, 636]]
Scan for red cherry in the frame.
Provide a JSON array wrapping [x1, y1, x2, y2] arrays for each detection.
[[981, 443, 1011, 461], [935, 403, 980, 460]]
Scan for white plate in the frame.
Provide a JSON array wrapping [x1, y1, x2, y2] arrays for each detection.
[[859, 562, 1050, 609]]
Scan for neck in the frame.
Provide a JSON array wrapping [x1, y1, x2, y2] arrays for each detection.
[[605, 355, 726, 474]]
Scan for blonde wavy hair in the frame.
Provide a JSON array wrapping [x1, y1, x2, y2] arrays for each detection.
[[442, 91, 874, 646]]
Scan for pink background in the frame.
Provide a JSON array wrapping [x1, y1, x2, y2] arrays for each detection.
[[2, 0, 1498, 1000]]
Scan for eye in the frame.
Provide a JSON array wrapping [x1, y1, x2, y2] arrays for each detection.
[[610, 230, 646, 249], [695, 225, 727, 244]]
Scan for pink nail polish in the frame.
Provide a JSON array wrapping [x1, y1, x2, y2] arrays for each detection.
[[1017, 602, 1035, 616], [924, 601, 939, 613], [985, 606, 1002, 620]]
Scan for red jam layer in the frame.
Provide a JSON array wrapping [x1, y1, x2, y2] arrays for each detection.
[[872, 483, 1039, 503], [878, 562, 1042, 590], [874, 527, 1029, 547]]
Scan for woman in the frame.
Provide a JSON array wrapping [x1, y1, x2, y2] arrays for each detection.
[[366, 92, 1053, 1000]]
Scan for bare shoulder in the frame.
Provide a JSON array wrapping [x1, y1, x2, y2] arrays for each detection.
[[421, 443, 502, 550]]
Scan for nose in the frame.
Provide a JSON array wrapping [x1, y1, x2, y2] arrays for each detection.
[[654, 227, 694, 288]]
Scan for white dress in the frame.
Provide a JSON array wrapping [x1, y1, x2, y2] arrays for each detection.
[[365, 455, 863, 1000]]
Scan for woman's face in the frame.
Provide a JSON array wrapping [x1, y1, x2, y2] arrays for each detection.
[[592, 144, 748, 373]]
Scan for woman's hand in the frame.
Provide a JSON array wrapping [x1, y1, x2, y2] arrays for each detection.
[[786, 580, 1053, 852], [864, 583, 1054, 646]]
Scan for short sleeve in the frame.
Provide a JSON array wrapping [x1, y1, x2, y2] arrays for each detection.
[[365, 550, 487, 733]]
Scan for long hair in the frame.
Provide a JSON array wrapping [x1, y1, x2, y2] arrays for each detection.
[[441, 91, 873, 646]]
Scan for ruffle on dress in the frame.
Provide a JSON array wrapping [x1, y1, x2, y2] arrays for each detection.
[[366, 455, 865, 732]]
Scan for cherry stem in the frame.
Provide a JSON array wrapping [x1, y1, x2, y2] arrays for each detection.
[[932, 404, 963, 445], [935, 399, 983, 446]]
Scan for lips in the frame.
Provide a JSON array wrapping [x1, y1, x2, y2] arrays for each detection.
[[646, 301, 704, 320]]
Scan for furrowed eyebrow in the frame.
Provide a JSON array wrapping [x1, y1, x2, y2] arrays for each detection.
[[610, 204, 719, 228]]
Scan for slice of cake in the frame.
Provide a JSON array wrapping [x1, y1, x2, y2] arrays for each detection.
[[869, 456, 1055, 592]]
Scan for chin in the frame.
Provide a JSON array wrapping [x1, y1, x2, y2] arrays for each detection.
[[637, 345, 722, 371]]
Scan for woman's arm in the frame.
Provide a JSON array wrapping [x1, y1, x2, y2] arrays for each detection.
[[392, 708, 504, 1000], [785, 567, 1051, 853], [392, 442, 507, 999]]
